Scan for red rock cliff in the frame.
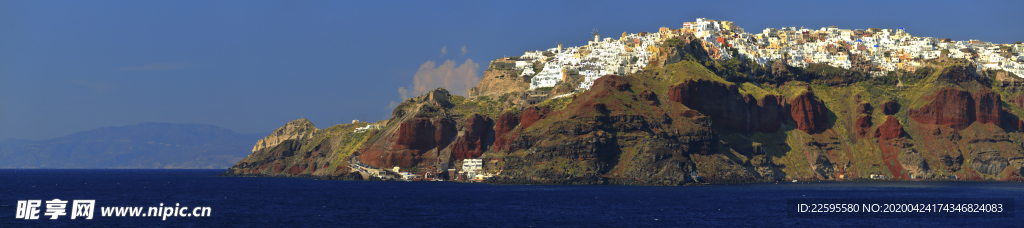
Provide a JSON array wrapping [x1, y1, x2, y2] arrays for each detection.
[[908, 88, 1004, 129], [667, 79, 789, 133], [873, 115, 909, 179], [974, 90, 1001, 125], [361, 116, 457, 168], [789, 91, 829, 134], [393, 117, 438, 151], [520, 106, 550, 130], [433, 119, 457, 151], [874, 116, 905, 140], [449, 114, 494, 160], [492, 111, 520, 152]]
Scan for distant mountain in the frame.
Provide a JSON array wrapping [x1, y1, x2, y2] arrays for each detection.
[[0, 123, 266, 169]]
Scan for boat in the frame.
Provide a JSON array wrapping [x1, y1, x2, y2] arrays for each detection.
[[791, 180, 798, 183]]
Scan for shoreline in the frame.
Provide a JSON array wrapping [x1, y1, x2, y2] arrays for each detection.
[[216, 172, 1024, 186]]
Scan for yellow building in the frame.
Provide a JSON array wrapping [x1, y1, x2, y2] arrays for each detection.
[[647, 45, 659, 56], [776, 31, 788, 47], [720, 21, 734, 31], [767, 40, 782, 50]]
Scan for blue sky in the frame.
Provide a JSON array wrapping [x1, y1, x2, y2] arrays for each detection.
[[2, 0, 1022, 140]]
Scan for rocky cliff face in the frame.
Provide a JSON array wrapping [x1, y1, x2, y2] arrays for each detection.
[[492, 111, 520, 152], [251, 119, 317, 154], [667, 79, 788, 133], [974, 90, 1002, 125], [789, 91, 829, 134], [854, 102, 873, 138], [483, 74, 760, 185], [520, 106, 550, 130], [909, 88, 978, 129], [226, 38, 1024, 184], [874, 116, 905, 140], [449, 114, 494, 161], [224, 119, 374, 179], [656, 34, 712, 68], [359, 92, 456, 169], [356, 88, 504, 172], [469, 62, 530, 99], [666, 79, 829, 134], [909, 88, 1003, 129]]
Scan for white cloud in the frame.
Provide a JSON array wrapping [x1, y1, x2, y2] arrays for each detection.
[[410, 59, 480, 97], [398, 87, 409, 100]]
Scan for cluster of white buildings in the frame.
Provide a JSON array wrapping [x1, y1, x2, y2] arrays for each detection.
[[709, 19, 1024, 77], [510, 30, 662, 90], [353, 122, 382, 133], [506, 18, 1024, 93]]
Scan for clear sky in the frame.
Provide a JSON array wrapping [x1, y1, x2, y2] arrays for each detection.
[[2, 0, 1022, 140]]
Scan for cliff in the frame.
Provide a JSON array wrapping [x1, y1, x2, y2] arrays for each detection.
[[223, 119, 374, 178], [469, 63, 530, 100], [251, 119, 317, 153], [226, 36, 1024, 184]]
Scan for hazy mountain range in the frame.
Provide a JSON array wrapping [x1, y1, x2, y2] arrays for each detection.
[[0, 123, 265, 169]]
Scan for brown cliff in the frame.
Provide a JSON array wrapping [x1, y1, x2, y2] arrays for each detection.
[[909, 88, 1002, 129], [224, 119, 372, 178], [667, 79, 789, 133], [492, 111, 520, 152], [909, 88, 976, 129], [974, 90, 1001, 125], [520, 106, 550, 130], [449, 114, 494, 160], [361, 116, 456, 168], [874, 116, 910, 179], [489, 74, 738, 185], [469, 59, 530, 99], [789, 91, 829, 134], [854, 103, 873, 138], [874, 116, 905, 140]]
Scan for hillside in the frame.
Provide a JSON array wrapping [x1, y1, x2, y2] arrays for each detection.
[[223, 119, 375, 179], [0, 123, 265, 169], [225, 35, 1024, 185]]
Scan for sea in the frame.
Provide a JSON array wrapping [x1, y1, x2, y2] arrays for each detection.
[[2, 169, 1023, 227]]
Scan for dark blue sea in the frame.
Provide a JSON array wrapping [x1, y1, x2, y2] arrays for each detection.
[[2, 169, 1024, 227]]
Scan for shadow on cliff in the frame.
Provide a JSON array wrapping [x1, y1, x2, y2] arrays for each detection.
[[822, 106, 839, 134]]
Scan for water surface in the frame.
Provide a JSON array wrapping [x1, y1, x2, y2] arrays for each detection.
[[2, 170, 1022, 227]]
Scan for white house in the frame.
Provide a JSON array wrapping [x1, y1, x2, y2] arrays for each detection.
[[530, 61, 563, 89], [461, 159, 483, 180]]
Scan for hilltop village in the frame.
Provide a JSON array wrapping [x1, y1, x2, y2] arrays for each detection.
[[227, 18, 1024, 185], [501, 18, 1024, 94]]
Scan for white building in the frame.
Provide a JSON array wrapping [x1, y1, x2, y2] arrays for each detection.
[[530, 60, 563, 89], [520, 18, 1024, 94], [463, 159, 482, 171], [461, 159, 483, 180], [354, 123, 383, 133]]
